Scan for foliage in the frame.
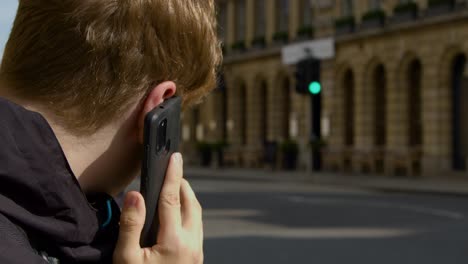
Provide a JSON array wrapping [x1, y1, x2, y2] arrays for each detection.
[[334, 16, 355, 28], [273, 31, 289, 42], [231, 41, 246, 51], [196, 141, 228, 152], [280, 140, 299, 154], [212, 141, 229, 152], [297, 26, 314, 38], [309, 139, 327, 150], [251, 36, 266, 46], [393, 1, 418, 13], [362, 9, 386, 22], [428, 0, 454, 7], [196, 142, 213, 153]]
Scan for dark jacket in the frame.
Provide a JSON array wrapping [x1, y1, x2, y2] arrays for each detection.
[[0, 97, 120, 263]]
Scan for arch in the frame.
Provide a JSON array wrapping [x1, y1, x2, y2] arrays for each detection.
[[372, 64, 387, 147], [231, 77, 248, 146], [362, 57, 386, 147], [451, 53, 467, 171], [438, 46, 466, 171], [216, 73, 228, 142], [274, 70, 292, 141], [253, 74, 269, 145], [192, 106, 201, 141], [396, 52, 423, 148], [407, 59, 423, 147], [342, 68, 355, 146]]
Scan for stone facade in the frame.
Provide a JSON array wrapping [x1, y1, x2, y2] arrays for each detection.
[[181, 0, 468, 177]]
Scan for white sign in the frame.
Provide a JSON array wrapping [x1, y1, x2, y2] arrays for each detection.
[[282, 37, 335, 65]]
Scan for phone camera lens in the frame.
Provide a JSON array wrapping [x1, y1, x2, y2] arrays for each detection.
[[156, 119, 168, 154]]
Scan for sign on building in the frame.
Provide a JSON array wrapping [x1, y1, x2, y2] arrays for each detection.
[[282, 37, 335, 65]]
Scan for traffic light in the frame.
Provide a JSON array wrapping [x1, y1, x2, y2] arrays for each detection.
[[295, 58, 321, 95], [309, 81, 321, 95], [295, 57, 322, 170]]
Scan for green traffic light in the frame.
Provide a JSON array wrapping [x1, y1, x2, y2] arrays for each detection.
[[309, 81, 321, 95]]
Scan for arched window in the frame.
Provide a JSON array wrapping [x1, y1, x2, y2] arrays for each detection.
[[407, 60, 422, 147], [239, 83, 247, 145], [281, 77, 291, 140], [373, 64, 386, 147], [260, 80, 268, 143], [451, 54, 467, 171], [343, 69, 355, 146]]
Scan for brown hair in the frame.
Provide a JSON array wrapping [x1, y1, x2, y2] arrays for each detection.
[[0, 0, 222, 135]]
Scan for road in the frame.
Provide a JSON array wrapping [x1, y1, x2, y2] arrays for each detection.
[[126, 172, 468, 264], [185, 174, 468, 264]]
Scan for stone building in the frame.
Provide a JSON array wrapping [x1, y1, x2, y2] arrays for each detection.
[[181, 0, 468, 178]]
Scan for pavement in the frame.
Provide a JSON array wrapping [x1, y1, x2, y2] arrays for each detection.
[[190, 171, 468, 264], [125, 167, 468, 263], [185, 166, 468, 196]]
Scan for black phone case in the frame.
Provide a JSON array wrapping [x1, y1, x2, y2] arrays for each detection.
[[140, 96, 181, 247]]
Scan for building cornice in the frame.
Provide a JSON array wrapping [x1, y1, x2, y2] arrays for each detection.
[[336, 10, 468, 44]]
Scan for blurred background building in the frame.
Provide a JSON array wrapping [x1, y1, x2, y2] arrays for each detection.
[[180, 0, 468, 178]]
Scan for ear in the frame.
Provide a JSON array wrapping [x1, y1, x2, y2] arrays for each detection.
[[137, 81, 176, 144]]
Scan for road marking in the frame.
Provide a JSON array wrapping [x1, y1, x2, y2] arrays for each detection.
[[203, 210, 416, 239], [287, 196, 464, 220]]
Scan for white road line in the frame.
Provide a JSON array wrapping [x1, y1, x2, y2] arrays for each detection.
[[203, 210, 417, 239]]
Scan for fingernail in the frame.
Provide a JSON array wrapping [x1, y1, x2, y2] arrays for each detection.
[[174, 153, 182, 164], [124, 195, 138, 209]]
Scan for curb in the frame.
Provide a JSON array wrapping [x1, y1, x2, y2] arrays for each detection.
[[185, 168, 468, 197]]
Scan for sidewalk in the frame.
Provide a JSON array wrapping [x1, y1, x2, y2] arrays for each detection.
[[185, 166, 468, 196]]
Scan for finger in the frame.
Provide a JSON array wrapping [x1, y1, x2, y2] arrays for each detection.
[[158, 153, 183, 241], [181, 179, 202, 231], [115, 192, 145, 254]]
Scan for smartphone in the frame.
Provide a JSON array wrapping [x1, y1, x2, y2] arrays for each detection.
[[140, 96, 181, 247]]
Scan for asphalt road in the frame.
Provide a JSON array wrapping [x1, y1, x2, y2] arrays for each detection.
[[184, 175, 468, 264]]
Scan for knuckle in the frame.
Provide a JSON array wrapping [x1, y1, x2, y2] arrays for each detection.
[[120, 215, 140, 231], [160, 238, 184, 255], [160, 192, 181, 207]]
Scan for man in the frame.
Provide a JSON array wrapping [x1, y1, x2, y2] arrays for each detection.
[[0, 0, 221, 263]]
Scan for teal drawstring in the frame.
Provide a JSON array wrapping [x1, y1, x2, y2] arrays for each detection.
[[100, 200, 113, 228]]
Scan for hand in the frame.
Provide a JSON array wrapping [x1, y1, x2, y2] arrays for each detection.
[[114, 153, 203, 264]]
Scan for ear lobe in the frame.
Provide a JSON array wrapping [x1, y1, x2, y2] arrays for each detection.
[[137, 81, 177, 144]]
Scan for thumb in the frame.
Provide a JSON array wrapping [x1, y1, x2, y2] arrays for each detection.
[[116, 191, 146, 252]]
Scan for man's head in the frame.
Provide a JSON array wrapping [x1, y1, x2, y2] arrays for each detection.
[[0, 0, 221, 135], [0, 0, 221, 194]]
